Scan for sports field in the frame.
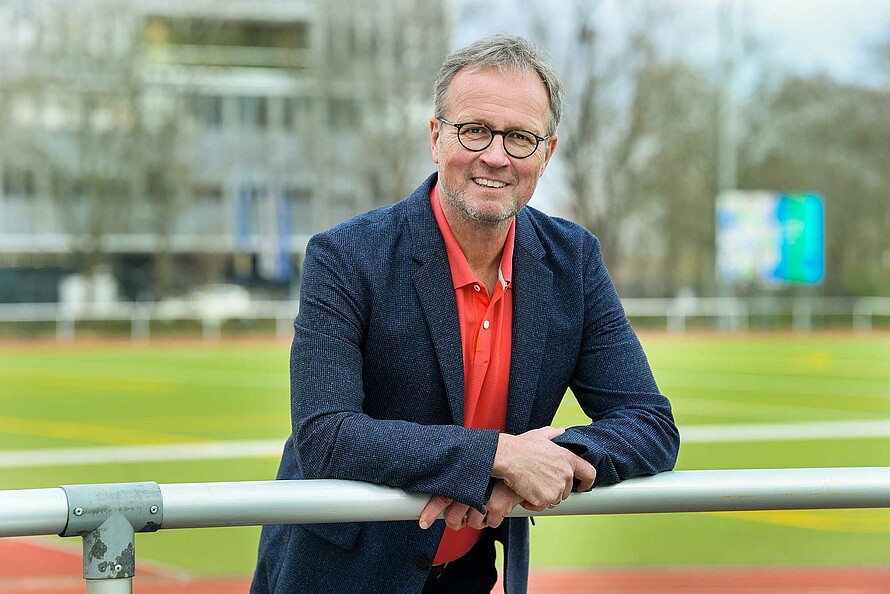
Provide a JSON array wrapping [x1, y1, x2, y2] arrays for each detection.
[[1, 332, 889, 586]]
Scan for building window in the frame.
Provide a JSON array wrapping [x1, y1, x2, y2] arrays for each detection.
[[284, 97, 313, 134], [331, 190, 355, 224], [238, 96, 268, 130], [286, 186, 312, 234], [2, 167, 35, 198], [144, 17, 310, 50], [192, 95, 223, 128], [181, 184, 224, 234], [329, 98, 358, 131]]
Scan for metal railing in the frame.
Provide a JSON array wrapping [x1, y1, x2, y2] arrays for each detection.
[[2, 296, 890, 342], [2, 467, 890, 593]]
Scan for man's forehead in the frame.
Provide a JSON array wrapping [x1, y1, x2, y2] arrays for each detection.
[[444, 65, 550, 123], [451, 64, 546, 91]]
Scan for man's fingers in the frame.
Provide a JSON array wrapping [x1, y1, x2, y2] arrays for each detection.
[[466, 508, 487, 530], [519, 500, 548, 512], [444, 502, 471, 531], [484, 510, 505, 529], [524, 425, 565, 441], [571, 456, 597, 492], [562, 476, 573, 501], [480, 480, 524, 529], [419, 495, 451, 529]]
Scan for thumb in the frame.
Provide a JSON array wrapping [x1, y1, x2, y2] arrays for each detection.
[[419, 495, 452, 529]]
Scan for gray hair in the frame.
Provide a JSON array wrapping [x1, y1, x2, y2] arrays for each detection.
[[433, 34, 564, 136]]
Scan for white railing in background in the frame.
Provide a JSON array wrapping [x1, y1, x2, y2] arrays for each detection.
[[620, 296, 890, 333], [2, 468, 890, 593], [0, 300, 300, 341], [1, 297, 889, 341]]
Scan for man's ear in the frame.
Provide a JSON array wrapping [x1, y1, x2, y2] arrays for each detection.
[[430, 118, 441, 164], [540, 134, 558, 176]]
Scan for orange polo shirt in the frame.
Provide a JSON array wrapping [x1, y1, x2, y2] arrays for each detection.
[[430, 183, 514, 564]]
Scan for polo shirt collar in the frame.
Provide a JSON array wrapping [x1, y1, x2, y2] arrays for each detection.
[[430, 183, 514, 291]]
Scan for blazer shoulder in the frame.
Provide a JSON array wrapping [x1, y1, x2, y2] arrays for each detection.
[[519, 205, 602, 264]]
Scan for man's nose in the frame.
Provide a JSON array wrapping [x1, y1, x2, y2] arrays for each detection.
[[478, 135, 511, 167]]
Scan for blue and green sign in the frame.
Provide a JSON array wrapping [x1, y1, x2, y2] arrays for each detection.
[[716, 191, 825, 286], [773, 193, 824, 284]]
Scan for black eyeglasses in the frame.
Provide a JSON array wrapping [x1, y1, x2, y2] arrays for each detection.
[[437, 118, 549, 159]]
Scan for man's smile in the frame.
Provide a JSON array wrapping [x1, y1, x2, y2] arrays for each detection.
[[472, 177, 508, 188]]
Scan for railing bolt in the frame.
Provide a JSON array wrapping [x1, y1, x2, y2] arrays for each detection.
[[150, 505, 159, 514], [74, 507, 84, 516]]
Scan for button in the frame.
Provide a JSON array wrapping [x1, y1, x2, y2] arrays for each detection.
[[483, 320, 490, 329], [473, 284, 481, 292], [415, 555, 431, 570]]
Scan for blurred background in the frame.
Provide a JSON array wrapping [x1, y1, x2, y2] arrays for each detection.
[[1, 0, 889, 592], [1, 0, 888, 330]]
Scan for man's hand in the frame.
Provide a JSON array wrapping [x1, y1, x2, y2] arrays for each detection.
[[466, 480, 526, 529], [419, 495, 470, 531], [492, 426, 596, 508], [418, 426, 596, 530], [419, 481, 537, 532]]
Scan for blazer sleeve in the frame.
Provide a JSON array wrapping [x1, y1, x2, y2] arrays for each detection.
[[552, 233, 680, 486], [289, 229, 499, 511]]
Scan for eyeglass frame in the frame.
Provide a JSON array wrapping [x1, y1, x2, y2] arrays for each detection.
[[437, 117, 550, 159]]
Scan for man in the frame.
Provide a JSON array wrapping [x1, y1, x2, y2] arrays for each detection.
[[252, 34, 679, 594]]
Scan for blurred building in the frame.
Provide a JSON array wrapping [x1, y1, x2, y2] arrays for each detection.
[[0, 0, 449, 302]]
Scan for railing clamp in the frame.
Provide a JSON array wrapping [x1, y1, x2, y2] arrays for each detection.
[[60, 482, 163, 582]]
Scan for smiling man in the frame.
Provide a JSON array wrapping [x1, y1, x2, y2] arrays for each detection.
[[252, 35, 679, 594]]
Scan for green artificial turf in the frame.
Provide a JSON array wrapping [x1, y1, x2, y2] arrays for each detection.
[[1, 333, 888, 575]]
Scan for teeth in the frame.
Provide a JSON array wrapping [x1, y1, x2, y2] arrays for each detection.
[[473, 178, 507, 188]]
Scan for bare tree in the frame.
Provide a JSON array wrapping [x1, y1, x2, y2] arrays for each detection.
[[313, 0, 449, 219], [527, 0, 721, 295]]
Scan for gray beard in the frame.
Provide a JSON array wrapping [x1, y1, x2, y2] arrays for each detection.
[[439, 182, 521, 227]]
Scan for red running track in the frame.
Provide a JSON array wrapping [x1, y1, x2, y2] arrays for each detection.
[[2, 538, 889, 593]]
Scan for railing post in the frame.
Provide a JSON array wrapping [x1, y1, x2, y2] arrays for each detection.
[[853, 300, 872, 333], [202, 317, 221, 341], [83, 513, 135, 594], [792, 299, 812, 333], [276, 313, 293, 340], [667, 300, 685, 334], [131, 303, 151, 342], [57, 310, 76, 343]]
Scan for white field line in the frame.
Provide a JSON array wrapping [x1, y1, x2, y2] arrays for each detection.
[[682, 419, 890, 443], [2, 419, 890, 468], [0, 439, 284, 468]]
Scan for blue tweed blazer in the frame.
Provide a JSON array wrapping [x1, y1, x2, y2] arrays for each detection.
[[252, 173, 679, 594]]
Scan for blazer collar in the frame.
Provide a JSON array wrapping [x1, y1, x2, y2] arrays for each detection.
[[409, 173, 466, 424], [507, 208, 552, 433], [407, 172, 444, 265]]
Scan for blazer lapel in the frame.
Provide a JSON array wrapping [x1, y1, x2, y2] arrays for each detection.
[[507, 210, 553, 434], [408, 178, 466, 425]]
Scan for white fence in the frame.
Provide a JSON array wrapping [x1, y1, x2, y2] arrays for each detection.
[[2, 468, 890, 593], [620, 296, 890, 333], [0, 299, 299, 341], [1, 297, 889, 341]]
